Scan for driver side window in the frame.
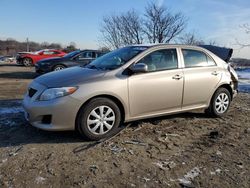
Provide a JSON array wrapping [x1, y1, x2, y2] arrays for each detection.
[[43, 51, 55, 55], [77, 52, 93, 60], [138, 49, 178, 72]]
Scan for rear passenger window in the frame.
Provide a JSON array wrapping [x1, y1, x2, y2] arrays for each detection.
[[53, 51, 60, 54], [138, 49, 178, 72], [79, 52, 92, 59], [182, 49, 216, 68], [43, 51, 55, 55]]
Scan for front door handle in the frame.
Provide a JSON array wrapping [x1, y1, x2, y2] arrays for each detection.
[[211, 71, 219, 76], [172, 74, 183, 80]]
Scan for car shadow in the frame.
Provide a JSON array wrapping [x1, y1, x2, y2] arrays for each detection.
[[0, 99, 212, 148], [0, 71, 36, 79], [0, 120, 86, 148], [128, 111, 211, 128], [0, 111, 210, 149], [0, 99, 86, 148]]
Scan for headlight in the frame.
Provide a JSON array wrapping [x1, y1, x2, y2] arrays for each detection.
[[39, 87, 78, 101]]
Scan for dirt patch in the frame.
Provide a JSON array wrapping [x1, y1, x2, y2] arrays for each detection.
[[0, 63, 249, 187], [0, 63, 35, 100]]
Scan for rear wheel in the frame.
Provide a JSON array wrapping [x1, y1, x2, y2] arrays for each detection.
[[23, 58, 33, 67], [53, 65, 66, 71], [206, 87, 231, 117], [77, 98, 121, 140]]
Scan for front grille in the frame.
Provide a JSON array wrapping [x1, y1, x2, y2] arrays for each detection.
[[28, 88, 37, 98]]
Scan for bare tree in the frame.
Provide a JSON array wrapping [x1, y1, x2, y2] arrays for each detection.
[[98, 46, 110, 53], [100, 10, 144, 49], [236, 23, 250, 48], [41, 42, 50, 48], [69, 41, 77, 48], [63, 42, 78, 53], [178, 32, 204, 45], [0, 39, 63, 55], [143, 2, 186, 43], [120, 10, 144, 45], [241, 23, 250, 34], [99, 3, 187, 48]]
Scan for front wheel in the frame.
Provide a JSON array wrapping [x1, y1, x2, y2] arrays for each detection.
[[77, 98, 121, 140], [206, 88, 231, 117], [23, 58, 33, 67], [53, 65, 66, 71]]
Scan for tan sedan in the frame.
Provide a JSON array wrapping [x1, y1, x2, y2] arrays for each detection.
[[23, 44, 238, 140]]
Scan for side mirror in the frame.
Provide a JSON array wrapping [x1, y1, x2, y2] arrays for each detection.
[[130, 63, 148, 73]]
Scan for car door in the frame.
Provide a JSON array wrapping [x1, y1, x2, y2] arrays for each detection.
[[181, 48, 222, 108], [128, 48, 184, 118]]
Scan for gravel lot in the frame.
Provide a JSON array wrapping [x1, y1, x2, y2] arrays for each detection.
[[0, 62, 249, 187]]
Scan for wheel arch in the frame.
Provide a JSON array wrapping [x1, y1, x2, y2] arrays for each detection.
[[208, 83, 233, 107], [52, 64, 67, 70], [23, 56, 33, 62], [216, 84, 233, 100], [75, 94, 126, 130]]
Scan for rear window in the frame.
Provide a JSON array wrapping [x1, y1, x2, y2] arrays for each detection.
[[182, 49, 216, 68]]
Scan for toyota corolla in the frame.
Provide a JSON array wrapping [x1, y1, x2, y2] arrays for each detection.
[[23, 44, 238, 140]]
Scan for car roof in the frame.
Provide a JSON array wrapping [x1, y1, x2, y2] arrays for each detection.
[[128, 43, 207, 49], [128, 44, 232, 62], [78, 49, 103, 53]]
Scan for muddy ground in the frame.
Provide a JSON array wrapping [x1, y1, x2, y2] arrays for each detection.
[[0, 63, 249, 188]]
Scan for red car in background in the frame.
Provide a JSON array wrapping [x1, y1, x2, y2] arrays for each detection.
[[16, 49, 66, 66]]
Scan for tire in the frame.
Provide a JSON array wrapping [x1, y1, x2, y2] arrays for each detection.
[[206, 87, 231, 117], [77, 98, 121, 141], [22, 58, 33, 67], [53, 65, 66, 71]]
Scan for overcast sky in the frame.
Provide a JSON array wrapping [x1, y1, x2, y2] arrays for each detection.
[[0, 0, 250, 58]]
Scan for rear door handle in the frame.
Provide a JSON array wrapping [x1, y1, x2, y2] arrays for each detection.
[[172, 74, 183, 80], [211, 71, 219, 76]]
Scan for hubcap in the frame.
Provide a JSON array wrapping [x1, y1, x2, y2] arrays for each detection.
[[87, 105, 115, 135], [215, 93, 229, 114], [54, 66, 64, 71], [23, 59, 31, 66]]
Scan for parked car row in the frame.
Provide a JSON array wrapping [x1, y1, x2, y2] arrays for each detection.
[[35, 50, 105, 74], [14, 48, 106, 74]]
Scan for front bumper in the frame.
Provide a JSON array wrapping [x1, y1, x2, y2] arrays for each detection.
[[233, 89, 238, 98], [22, 81, 82, 131], [231, 80, 238, 99]]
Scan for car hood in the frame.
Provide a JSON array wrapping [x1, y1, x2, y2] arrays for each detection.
[[35, 66, 106, 87]]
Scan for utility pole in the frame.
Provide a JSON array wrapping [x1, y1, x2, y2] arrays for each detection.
[[26, 37, 29, 52]]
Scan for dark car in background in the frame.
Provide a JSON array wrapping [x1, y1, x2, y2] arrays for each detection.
[[35, 50, 105, 74]]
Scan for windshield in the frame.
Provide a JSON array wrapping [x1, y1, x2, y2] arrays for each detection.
[[85, 46, 148, 70], [34, 50, 44, 54], [63, 50, 80, 58]]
